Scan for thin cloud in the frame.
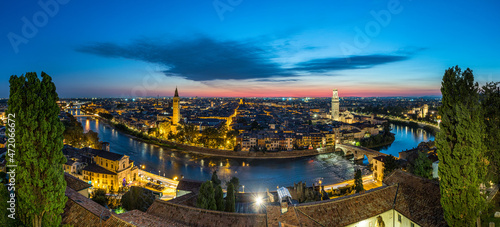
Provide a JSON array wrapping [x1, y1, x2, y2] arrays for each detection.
[[76, 37, 418, 81], [77, 37, 291, 81], [291, 55, 409, 72]]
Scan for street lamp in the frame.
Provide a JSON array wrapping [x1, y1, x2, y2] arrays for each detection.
[[255, 196, 263, 206], [242, 185, 245, 193]]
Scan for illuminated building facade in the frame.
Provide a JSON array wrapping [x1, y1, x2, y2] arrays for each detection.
[[331, 89, 340, 121], [172, 87, 181, 132], [82, 149, 138, 192]]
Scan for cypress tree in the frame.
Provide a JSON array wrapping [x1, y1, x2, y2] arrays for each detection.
[[481, 82, 500, 185], [228, 176, 240, 194], [225, 183, 235, 212], [196, 181, 216, 210], [382, 155, 398, 179], [214, 185, 224, 211], [354, 169, 364, 193], [436, 66, 486, 226], [411, 151, 433, 179], [211, 170, 221, 186], [7, 72, 67, 226]]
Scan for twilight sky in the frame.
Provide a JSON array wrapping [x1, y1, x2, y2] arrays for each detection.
[[1, 0, 499, 98]]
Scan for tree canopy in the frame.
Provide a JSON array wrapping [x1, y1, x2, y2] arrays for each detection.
[[411, 152, 433, 179], [7, 72, 67, 226], [214, 185, 224, 211], [211, 170, 221, 187], [382, 155, 398, 179], [196, 181, 217, 210], [225, 183, 236, 212], [436, 66, 486, 226], [354, 169, 364, 193], [91, 189, 108, 207], [481, 82, 500, 185], [229, 176, 240, 194], [121, 186, 156, 212], [62, 113, 102, 149]]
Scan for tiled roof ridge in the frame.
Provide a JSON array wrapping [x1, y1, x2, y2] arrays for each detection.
[[65, 187, 112, 220], [64, 172, 91, 191], [391, 183, 426, 227], [65, 187, 141, 226], [148, 199, 266, 217], [108, 214, 138, 226], [294, 206, 325, 227], [384, 169, 439, 186], [296, 185, 396, 208], [167, 192, 198, 204]]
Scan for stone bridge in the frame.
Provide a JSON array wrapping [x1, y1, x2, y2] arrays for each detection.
[[335, 144, 387, 163]]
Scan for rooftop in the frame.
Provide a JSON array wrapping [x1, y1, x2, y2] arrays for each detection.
[[64, 173, 91, 192], [146, 199, 267, 227], [62, 187, 134, 226], [84, 147, 125, 161], [383, 170, 446, 227], [176, 179, 204, 193], [83, 163, 117, 175], [117, 209, 187, 227]]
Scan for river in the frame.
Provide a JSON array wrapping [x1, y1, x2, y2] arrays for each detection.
[[73, 110, 434, 192]]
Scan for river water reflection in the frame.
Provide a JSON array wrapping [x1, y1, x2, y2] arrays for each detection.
[[76, 113, 433, 192]]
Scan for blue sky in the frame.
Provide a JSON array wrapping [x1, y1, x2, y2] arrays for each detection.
[[1, 0, 499, 98]]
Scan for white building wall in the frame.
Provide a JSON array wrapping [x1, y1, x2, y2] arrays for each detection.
[[345, 209, 420, 227]]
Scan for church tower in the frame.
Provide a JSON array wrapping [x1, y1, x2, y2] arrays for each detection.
[[331, 89, 340, 121], [172, 87, 180, 128]]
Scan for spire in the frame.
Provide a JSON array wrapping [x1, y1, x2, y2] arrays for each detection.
[[174, 86, 179, 97]]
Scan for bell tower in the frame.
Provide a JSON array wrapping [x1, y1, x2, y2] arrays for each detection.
[[331, 89, 339, 121], [172, 87, 180, 128]]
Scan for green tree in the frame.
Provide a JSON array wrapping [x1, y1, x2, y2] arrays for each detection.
[[382, 155, 398, 179], [121, 186, 156, 212], [481, 82, 500, 185], [225, 183, 235, 212], [90, 189, 108, 207], [62, 113, 102, 149], [229, 176, 240, 194], [382, 122, 391, 136], [196, 181, 217, 210], [62, 113, 85, 147], [211, 170, 221, 187], [200, 127, 221, 148], [436, 66, 486, 226], [214, 185, 224, 211], [84, 130, 102, 149], [411, 152, 433, 179], [183, 123, 198, 145], [354, 169, 364, 193], [7, 72, 67, 226], [98, 112, 113, 120], [225, 130, 239, 150]]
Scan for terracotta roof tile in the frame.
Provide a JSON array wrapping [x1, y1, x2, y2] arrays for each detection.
[[176, 179, 203, 193], [64, 173, 91, 192], [83, 163, 117, 175], [118, 209, 188, 227], [289, 186, 397, 226], [62, 187, 134, 227], [384, 170, 447, 227], [146, 199, 267, 227]]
